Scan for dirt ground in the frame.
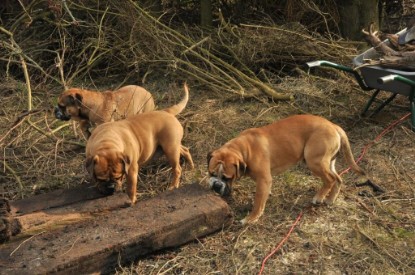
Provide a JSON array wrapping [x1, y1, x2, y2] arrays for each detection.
[[0, 70, 414, 274]]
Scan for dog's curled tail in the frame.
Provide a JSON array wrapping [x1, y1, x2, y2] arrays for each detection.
[[336, 126, 366, 177], [163, 82, 189, 116]]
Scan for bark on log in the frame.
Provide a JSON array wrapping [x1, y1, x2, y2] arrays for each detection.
[[362, 24, 399, 56], [10, 192, 130, 238], [0, 183, 233, 274], [10, 183, 106, 216], [361, 24, 415, 70], [0, 199, 11, 243], [0, 183, 109, 242]]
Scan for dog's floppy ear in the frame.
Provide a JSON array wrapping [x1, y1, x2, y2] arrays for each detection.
[[118, 153, 131, 175], [66, 93, 83, 106], [85, 155, 99, 176], [74, 93, 83, 107], [207, 151, 213, 166], [235, 159, 247, 180]]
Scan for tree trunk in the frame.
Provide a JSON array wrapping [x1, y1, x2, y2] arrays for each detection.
[[337, 0, 381, 40], [201, 0, 212, 28]]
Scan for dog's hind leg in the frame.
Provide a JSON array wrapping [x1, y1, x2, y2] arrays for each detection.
[[324, 159, 343, 204], [163, 146, 183, 190], [180, 145, 194, 169], [308, 159, 337, 204]]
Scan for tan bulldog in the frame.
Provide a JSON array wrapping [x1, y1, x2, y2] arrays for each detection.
[[207, 114, 367, 224], [55, 85, 155, 138], [85, 83, 194, 204]]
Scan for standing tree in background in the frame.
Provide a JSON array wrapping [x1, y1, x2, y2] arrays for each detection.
[[201, 0, 213, 28], [337, 0, 382, 40]]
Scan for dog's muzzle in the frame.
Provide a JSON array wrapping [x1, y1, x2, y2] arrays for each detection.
[[96, 180, 116, 195], [209, 177, 231, 196], [54, 106, 71, 121]]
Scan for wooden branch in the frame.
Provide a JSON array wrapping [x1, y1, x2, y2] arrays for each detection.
[[361, 23, 415, 70], [62, 0, 79, 25], [377, 53, 415, 70], [26, 119, 85, 147], [383, 34, 415, 52], [362, 23, 399, 56], [127, 0, 290, 100], [2, 161, 23, 194], [20, 56, 32, 111]]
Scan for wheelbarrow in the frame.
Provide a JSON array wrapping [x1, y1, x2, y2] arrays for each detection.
[[306, 38, 415, 130]]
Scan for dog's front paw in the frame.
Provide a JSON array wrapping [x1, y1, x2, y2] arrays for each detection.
[[167, 185, 176, 191], [323, 197, 336, 205], [312, 195, 324, 205], [167, 182, 180, 190], [129, 196, 137, 206], [240, 216, 258, 225]]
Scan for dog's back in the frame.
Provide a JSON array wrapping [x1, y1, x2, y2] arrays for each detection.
[[106, 85, 155, 120]]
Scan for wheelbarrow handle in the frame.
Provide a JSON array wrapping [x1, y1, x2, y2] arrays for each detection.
[[306, 60, 371, 90], [306, 60, 354, 73], [306, 61, 329, 68], [378, 74, 415, 87], [378, 75, 398, 84], [306, 60, 355, 74]]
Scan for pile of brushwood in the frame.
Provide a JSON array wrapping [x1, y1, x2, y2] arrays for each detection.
[[0, 0, 356, 100]]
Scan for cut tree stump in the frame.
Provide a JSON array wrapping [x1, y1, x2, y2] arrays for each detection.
[[0, 183, 233, 274]]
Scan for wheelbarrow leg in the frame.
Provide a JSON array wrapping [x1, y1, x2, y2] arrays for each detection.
[[378, 74, 415, 131], [410, 92, 415, 130], [370, 93, 398, 117], [361, 89, 380, 116]]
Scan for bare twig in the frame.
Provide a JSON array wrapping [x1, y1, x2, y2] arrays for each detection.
[[2, 160, 23, 194], [355, 224, 415, 272], [26, 119, 85, 147], [59, 235, 81, 256], [10, 231, 46, 256]]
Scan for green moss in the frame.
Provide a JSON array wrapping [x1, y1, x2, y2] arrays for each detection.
[[394, 227, 415, 239]]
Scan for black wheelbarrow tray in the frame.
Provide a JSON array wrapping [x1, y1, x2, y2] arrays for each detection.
[[306, 33, 415, 130]]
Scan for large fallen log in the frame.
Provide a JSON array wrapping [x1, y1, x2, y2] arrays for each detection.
[[0, 183, 233, 274], [8, 192, 132, 239], [9, 183, 106, 215], [1, 183, 108, 242]]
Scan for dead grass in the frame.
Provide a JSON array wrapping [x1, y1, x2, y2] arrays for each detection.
[[1, 70, 414, 274], [1, 1, 414, 273]]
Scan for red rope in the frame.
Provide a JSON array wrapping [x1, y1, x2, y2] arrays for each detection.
[[339, 112, 411, 176], [258, 211, 303, 275], [257, 113, 411, 275]]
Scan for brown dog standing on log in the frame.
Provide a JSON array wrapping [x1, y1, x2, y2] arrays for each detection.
[[55, 85, 155, 138], [207, 114, 367, 224], [85, 83, 194, 204]]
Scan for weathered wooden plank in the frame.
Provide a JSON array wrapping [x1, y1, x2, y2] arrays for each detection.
[[10, 192, 129, 238], [0, 183, 233, 274], [1, 183, 110, 242], [10, 183, 106, 216]]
